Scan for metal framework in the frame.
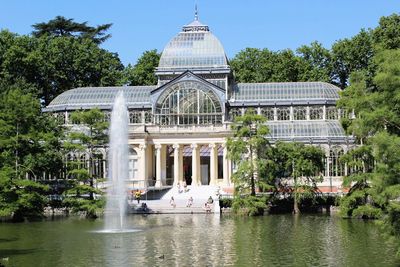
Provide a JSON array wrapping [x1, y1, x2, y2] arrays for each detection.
[[155, 81, 222, 125]]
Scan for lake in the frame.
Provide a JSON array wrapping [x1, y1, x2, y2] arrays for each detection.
[[0, 214, 398, 266]]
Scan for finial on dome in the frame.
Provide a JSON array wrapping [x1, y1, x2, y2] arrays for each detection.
[[194, 3, 198, 21]]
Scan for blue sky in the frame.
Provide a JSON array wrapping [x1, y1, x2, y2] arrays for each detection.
[[0, 1, 398, 66]]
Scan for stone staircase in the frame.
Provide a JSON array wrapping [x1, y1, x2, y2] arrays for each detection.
[[129, 185, 222, 214]]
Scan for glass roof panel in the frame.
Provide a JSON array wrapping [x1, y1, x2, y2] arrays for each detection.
[[267, 121, 346, 139], [231, 82, 341, 103], [47, 86, 155, 111]]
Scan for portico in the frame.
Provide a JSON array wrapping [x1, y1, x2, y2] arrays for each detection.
[[133, 139, 232, 189]]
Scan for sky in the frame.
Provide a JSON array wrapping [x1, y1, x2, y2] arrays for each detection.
[[0, 1, 399, 66]]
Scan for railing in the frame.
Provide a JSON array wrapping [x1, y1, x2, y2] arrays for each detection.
[[129, 124, 230, 134]]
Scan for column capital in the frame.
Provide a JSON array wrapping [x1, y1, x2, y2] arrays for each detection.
[[139, 144, 147, 150], [191, 143, 198, 149], [155, 144, 162, 150], [173, 144, 180, 150], [209, 143, 217, 149]]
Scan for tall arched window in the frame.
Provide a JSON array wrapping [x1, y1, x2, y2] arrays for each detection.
[[329, 147, 345, 177], [155, 81, 222, 125], [128, 148, 138, 180]]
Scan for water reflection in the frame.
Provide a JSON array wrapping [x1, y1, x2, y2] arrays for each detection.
[[0, 214, 398, 267]]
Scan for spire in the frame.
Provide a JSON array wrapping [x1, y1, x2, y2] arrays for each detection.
[[182, 1, 209, 32], [194, 3, 198, 21]]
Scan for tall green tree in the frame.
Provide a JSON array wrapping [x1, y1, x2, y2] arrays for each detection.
[[296, 41, 333, 82], [227, 109, 271, 215], [331, 29, 374, 89], [270, 142, 325, 214], [373, 13, 400, 50], [62, 108, 108, 219], [227, 109, 271, 196], [121, 49, 160, 86], [338, 49, 400, 253], [0, 89, 63, 221], [32, 16, 112, 44], [0, 32, 124, 105]]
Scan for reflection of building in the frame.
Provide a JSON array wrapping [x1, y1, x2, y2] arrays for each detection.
[[45, 14, 353, 192]]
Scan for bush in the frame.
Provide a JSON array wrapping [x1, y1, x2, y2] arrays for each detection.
[[232, 195, 267, 216], [219, 198, 232, 208], [352, 204, 382, 219]]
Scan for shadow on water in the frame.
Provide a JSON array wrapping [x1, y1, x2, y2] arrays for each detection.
[[0, 238, 18, 243], [0, 248, 37, 257]]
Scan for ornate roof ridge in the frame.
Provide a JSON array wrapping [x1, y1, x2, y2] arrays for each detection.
[[182, 4, 209, 32]]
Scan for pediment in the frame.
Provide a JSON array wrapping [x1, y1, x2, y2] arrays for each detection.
[[150, 71, 226, 109]]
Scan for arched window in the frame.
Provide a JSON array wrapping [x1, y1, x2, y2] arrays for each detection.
[[128, 148, 138, 180], [261, 107, 274, 121], [310, 106, 324, 120], [293, 106, 307, 120], [326, 106, 338, 120], [155, 81, 222, 125], [329, 147, 345, 177], [277, 107, 290, 121], [229, 108, 242, 121]]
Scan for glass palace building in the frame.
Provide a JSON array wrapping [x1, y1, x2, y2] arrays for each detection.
[[45, 16, 354, 193]]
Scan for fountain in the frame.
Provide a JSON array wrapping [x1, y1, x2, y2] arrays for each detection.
[[103, 91, 132, 232]]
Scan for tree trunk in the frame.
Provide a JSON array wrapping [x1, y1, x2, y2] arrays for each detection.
[[293, 177, 300, 214], [250, 146, 256, 196]]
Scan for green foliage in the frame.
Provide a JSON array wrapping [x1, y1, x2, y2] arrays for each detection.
[[269, 142, 325, 213], [0, 30, 123, 105], [352, 204, 382, 219], [121, 50, 160, 86], [227, 108, 270, 196], [296, 41, 333, 82], [62, 109, 107, 218], [338, 45, 400, 253], [232, 196, 267, 216], [373, 13, 400, 50], [32, 16, 112, 44], [0, 167, 50, 221]]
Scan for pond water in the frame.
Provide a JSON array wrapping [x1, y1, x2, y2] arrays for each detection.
[[0, 214, 398, 267]]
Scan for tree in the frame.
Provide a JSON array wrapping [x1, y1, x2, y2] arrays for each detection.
[[373, 13, 400, 50], [226, 109, 272, 215], [338, 49, 400, 254], [120, 49, 160, 86], [62, 108, 108, 219], [296, 41, 333, 82], [331, 29, 374, 89], [271, 142, 325, 214], [227, 109, 270, 196], [32, 16, 112, 44], [0, 31, 124, 105], [0, 89, 64, 221]]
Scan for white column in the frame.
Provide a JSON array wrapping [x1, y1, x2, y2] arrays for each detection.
[[179, 145, 184, 182], [155, 144, 162, 187], [173, 144, 181, 186], [191, 143, 200, 186], [222, 143, 230, 186], [139, 144, 147, 188], [209, 143, 218, 185], [161, 145, 167, 185]]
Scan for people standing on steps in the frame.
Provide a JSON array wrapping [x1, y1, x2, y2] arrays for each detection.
[[186, 196, 193, 207], [134, 190, 141, 204], [170, 196, 176, 208], [177, 182, 183, 194]]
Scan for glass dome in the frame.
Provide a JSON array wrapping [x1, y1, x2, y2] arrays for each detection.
[[157, 19, 229, 70]]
